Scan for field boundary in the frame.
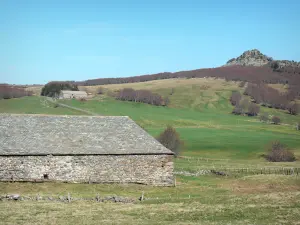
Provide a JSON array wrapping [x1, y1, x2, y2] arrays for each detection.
[[45, 97, 99, 116], [175, 167, 300, 176]]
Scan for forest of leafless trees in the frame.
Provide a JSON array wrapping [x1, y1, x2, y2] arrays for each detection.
[[0, 84, 33, 99], [116, 88, 169, 106], [77, 65, 300, 97]]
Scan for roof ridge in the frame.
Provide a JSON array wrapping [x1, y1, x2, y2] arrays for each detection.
[[0, 113, 130, 118]]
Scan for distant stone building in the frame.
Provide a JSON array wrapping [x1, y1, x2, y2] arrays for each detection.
[[0, 114, 174, 186], [59, 90, 88, 99]]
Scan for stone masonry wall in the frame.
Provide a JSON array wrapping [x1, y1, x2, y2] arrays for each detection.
[[0, 155, 174, 186]]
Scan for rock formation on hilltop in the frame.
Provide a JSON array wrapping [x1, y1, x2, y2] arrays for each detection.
[[225, 49, 273, 67], [224, 49, 300, 68]]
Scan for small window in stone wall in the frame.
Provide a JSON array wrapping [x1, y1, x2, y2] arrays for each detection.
[[43, 174, 49, 180]]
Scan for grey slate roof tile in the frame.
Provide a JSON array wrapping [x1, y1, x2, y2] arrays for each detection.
[[0, 114, 173, 155]]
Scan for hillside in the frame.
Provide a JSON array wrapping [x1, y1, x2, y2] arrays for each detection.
[[5, 78, 300, 158], [1, 77, 300, 225], [75, 49, 300, 96]]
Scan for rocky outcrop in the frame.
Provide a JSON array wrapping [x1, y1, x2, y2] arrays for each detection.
[[225, 49, 273, 67], [275, 60, 300, 68], [224, 49, 300, 69]]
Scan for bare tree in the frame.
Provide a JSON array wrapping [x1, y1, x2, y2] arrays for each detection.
[[271, 116, 281, 125], [265, 140, 295, 162], [247, 103, 260, 116], [157, 126, 184, 157], [116, 88, 164, 106], [287, 102, 299, 115], [239, 98, 249, 114], [230, 92, 242, 106], [259, 113, 269, 123]]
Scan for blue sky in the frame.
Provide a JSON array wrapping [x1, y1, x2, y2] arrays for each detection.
[[1, 0, 300, 84]]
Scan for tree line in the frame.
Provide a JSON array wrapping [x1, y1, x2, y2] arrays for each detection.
[[244, 83, 299, 115], [0, 84, 33, 99], [76, 65, 300, 98], [41, 82, 79, 97], [116, 88, 169, 106], [230, 91, 260, 116]]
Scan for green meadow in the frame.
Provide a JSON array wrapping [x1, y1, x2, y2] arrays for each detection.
[[0, 78, 300, 224]]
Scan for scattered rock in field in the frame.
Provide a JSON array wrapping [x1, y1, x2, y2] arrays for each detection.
[[174, 170, 211, 176], [5, 194, 21, 200], [211, 170, 227, 176]]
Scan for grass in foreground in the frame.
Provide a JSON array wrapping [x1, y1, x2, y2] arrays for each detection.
[[0, 174, 300, 225]]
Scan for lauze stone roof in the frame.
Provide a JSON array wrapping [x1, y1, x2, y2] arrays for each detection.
[[0, 114, 173, 156]]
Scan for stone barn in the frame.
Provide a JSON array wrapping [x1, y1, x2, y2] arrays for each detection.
[[59, 90, 88, 99], [0, 114, 174, 186]]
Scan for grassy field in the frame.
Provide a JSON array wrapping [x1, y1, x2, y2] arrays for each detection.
[[1, 78, 300, 224], [1, 175, 300, 225], [0, 96, 84, 115]]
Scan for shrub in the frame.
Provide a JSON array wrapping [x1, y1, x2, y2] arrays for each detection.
[[239, 81, 246, 88], [156, 126, 184, 157], [164, 97, 170, 106], [259, 113, 269, 123], [239, 98, 249, 113], [247, 103, 260, 116], [97, 87, 104, 95], [271, 116, 281, 125], [270, 61, 280, 71], [41, 82, 79, 97], [230, 92, 242, 106], [265, 140, 295, 162], [170, 88, 175, 95], [287, 102, 299, 115], [232, 106, 243, 115]]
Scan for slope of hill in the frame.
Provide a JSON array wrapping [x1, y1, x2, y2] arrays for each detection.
[[2, 78, 300, 225], [74, 50, 300, 103]]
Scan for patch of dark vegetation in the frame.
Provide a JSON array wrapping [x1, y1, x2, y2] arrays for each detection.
[[0, 84, 33, 100], [287, 102, 299, 115], [259, 113, 269, 123], [264, 140, 296, 162], [157, 126, 184, 157], [230, 92, 242, 106], [41, 81, 79, 97], [239, 81, 246, 88], [230, 93, 260, 117], [244, 83, 298, 113], [116, 88, 169, 106], [79, 98, 87, 102], [271, 116, 281, 125], [75, 65, 300, 99], [97, 87, 104, 95], [210, 170, 227, 176]]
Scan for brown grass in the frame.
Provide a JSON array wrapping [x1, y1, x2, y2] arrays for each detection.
[[80, 78, 240, 94]]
